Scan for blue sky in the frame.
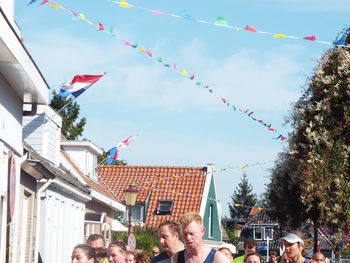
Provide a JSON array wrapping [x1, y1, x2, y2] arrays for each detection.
[[15, 0, 349, 217]]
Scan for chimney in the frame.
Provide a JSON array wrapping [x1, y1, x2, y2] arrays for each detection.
[[22, 105, 62, 166]]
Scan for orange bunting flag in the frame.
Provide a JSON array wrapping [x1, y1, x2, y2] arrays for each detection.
[[244, 25, 257, 32], [119, 0, 133, 7], [273, 34, 287, 38]]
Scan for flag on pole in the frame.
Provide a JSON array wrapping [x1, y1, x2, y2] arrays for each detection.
[[106, 135, 138, 164], [59, 74, 104, 99]]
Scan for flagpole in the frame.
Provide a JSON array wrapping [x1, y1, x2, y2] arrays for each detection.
[[49, 96, 78, 121]]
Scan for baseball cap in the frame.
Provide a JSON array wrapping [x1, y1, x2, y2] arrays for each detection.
[[280, 233, 304, 245], [221, 243, 237, 255]]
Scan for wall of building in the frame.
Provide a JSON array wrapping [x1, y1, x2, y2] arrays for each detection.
[[39, 187, 86, 263]]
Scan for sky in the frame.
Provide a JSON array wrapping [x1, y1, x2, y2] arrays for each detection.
[[14, 0, 349, 217]]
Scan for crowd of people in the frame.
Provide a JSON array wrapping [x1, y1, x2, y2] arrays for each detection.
[[71, 212, 328, 263]]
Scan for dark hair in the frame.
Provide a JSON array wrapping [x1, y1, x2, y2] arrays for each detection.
[[158, 221, 181, 236], [73, 244, 98, 263], [244, 252, 262, 263], [135, 250, 150, 263], [244, 238, 257, 249], [87, 234, 105, 247], [270, 251, 277, 257]]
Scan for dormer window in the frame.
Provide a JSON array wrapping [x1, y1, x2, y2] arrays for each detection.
[[156, 200, 173, 215]]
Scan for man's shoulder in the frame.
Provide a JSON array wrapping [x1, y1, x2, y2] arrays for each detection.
[[151, 251, 171, 263]]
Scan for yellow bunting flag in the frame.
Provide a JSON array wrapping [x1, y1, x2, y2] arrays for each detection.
[[48, 3, 63, 9], [79, 13, 92, 24], [119, 0, 134, 8], [181, 70, 188, 76], [273, 34, 287, 38], [139, 47, 146, 52]]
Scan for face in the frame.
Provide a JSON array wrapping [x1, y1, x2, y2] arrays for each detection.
[[158, 225, 178, 252], [88, 238, 105, 249], [279, 253, 291, 263], [246, 255, 261, 263], [71, 248, 94, 263], [271, 255, 277, 263], [244, 246, 256, 255], [108, 247, 126, 263], [312, 254, 325, 263], [220, 248, 234, 261], [125, 254, 136, 263], [284, 241, 303, 260], [182, 221, 205, 249]]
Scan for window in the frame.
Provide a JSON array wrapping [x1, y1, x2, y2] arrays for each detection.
[[254, 227, 263, 240], [156, 200, 173, 215], [208, 204, 214, 238], [264, 227, 273, 240], [124, 205, 144, 223]]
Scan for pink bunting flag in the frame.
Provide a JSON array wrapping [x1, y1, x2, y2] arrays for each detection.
[[98, 23, 105, 31], [122, 40, 132, 46], [222, 98, 227, 104], [173, 63, 178, 71], [244, 25, 257, 32], [303, 35, 316, 41], [39, 0, 50, 5], [146, 51, 153, 57], [150, 10, 163, 15]]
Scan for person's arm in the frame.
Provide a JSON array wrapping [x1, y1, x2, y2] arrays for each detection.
[[214, 251, 231, 263]]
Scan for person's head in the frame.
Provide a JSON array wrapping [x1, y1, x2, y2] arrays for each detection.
[[278, 252, 291, 263], [312, 252, 326, 263], [87, 234, 105, 249], [71, 244, 98, 263], [180, 212, 205, 249], [126, 251, 136, 263], [244, 252, 262, 263], [157, 221, 181, 253], [270, 251, 278, 263], [219, 244, 235, 262], [135, 250, 150, 263], [244, 238, 257, 255], [281, 231, 312, 261], [151, 246, 160, 257], [108, 241, 127, 263]]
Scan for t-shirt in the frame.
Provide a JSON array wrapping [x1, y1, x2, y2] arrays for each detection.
[[233, 255, 245, 263], [151, 251, 171, 263]]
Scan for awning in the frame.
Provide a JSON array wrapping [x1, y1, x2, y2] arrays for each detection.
[[111, 220, 128, 232]]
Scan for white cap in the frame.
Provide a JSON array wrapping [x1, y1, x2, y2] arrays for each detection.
[[280, 233, 304, 245], [220, 243, 237, 255]]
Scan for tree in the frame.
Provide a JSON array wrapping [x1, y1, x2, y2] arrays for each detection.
[[97, 151, 128, 165], [229, 172, 257, 219], [289, 29, 350, 228], [49, 90, 86, 140]]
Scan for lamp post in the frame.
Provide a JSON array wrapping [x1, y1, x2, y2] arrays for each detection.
[[124, 185, 138, 237]]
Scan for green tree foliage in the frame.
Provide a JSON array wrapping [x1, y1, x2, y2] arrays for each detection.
[[49, 90, 86, 140], [229, 173, 257, 219], [97, 151, 128, 165], [289, 29, 350, 227], [267, 29, 350, 230], [113, 226, 159, 257]]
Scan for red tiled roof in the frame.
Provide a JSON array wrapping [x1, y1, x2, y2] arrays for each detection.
[[60, 149, 120, 202], [98, 165, 208, 227]]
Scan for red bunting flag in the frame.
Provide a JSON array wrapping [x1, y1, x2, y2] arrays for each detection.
[[189, 74, 195, 80], [244, 25, 257, 32], [303, 35, 316, 41], [98, 23, 104, 31]]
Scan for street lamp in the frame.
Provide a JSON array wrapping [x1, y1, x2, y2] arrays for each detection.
[[124, 185, 138, 237]]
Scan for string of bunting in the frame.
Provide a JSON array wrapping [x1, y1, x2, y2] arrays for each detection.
[[34, 0, 287, 141], [143, 161, 271, 185], [108, 0, 350, 47]]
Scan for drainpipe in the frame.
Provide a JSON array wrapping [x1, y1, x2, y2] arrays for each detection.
[[33, 179, 53, 263]]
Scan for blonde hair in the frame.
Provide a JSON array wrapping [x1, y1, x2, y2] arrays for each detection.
[[180, 212, 203, 226], [108, 240, 126, 254], [290, 230, 313, 255]]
